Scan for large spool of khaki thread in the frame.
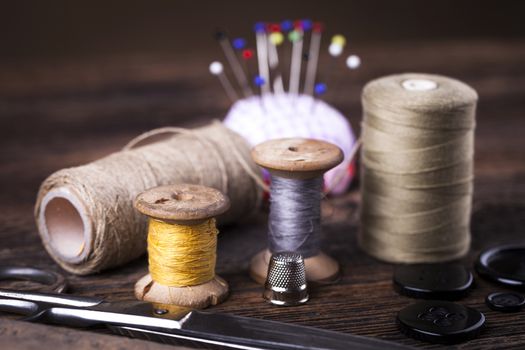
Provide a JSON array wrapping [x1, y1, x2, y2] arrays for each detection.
[[35, 121, 263, 275], [359, 73, 478, 263]]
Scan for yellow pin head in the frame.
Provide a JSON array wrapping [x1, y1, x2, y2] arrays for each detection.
[[269, 32, 284, 46], [331, 34, 346, 47]]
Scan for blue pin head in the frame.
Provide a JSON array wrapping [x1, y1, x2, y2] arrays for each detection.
[[314, 83, 327, 96], [232, 38, 246, 50], [254, 22, 266, 33], [254, 75, 266, 87], [280, 20, 293, 32], [301, 19, 313, 31]]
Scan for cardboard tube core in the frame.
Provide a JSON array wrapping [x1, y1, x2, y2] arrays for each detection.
[[39, 188, 91, 264]]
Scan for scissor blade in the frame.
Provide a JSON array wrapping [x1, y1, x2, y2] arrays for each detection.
[[110, 310, 414, 350], [0, 288, 103, 308], [110, 325, 265, 350]]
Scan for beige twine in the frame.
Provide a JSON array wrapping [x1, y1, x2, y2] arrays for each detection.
[[35, 121, 264, 275], [359, 73, 478, 263]]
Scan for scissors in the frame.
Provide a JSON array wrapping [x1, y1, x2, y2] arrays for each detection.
[[0, 267, 414, 350]]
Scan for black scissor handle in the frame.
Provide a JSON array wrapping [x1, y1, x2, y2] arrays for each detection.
[[0, 287, 105, 323], [0, 266, 68, 293], [0, 288, 104, 308]]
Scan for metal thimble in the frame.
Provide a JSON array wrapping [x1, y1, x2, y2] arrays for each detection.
[[263, 252, 309, 306]]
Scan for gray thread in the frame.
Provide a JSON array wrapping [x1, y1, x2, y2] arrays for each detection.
[[268, 175, 322, 258]]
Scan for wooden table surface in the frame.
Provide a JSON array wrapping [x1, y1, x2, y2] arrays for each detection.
[[1, 40, 525, 349]]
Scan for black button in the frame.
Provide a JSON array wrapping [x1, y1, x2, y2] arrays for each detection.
[[476, 245, 525, 288], [397, 301, 485, 344], [486, 292, 525, 312], [393, 263, 473, 300]]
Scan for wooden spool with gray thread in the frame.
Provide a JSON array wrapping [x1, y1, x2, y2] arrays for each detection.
[[250, 138, 344, 284]]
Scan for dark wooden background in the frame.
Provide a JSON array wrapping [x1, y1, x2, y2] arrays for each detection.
[[1, 1, 525, 349]]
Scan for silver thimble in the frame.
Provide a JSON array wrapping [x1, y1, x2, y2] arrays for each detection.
[[263, 252, 309, 306]]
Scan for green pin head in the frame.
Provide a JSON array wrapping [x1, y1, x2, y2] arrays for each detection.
[[288, 30, 302, 43]]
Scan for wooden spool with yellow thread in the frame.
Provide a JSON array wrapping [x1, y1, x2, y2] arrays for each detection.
[[134, 184, 230, 309]]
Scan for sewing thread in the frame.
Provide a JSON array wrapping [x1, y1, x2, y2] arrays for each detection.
[[268, 175, 323, 258], [148, 218, 218, 287], [359, 73, 478, 263]]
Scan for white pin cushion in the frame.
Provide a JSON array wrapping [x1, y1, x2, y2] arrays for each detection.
[[224, 93, 356, 194]]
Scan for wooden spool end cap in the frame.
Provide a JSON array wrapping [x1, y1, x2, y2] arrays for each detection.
[[134, 184, 230, 223], [251, 138, 344, 179], [135, 274, 229, 309]]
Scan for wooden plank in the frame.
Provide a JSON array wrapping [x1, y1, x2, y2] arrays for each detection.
[[0, 40, 524, 349], [0, 318, 190, 350]]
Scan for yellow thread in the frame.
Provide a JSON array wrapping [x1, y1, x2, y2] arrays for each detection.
[[148, 218, 218, 287]]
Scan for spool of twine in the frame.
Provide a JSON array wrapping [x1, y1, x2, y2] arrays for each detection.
[[35, 121, 263, 275], [359, 73, 478, 263]]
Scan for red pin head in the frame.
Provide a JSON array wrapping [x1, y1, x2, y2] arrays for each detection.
[[242, 49, 254, 60], [267, 23, 281, 33], [313, 22, 324, 33]]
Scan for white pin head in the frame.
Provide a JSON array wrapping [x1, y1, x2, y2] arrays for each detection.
[[209, 61, 224, 75], [346, 55, 361, 69], [328, 43, 343, 57]]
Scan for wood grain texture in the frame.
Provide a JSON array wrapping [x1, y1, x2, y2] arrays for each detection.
[[1, 40, 525, 349], [0, 318, 190, 350], [134, 184, 230, 222], [251, 138, 344, 175]]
